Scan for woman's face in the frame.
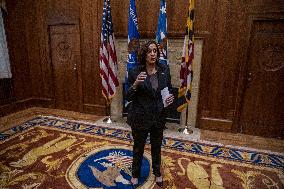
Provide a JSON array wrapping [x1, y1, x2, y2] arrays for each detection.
[[146, 43, 158, 65]]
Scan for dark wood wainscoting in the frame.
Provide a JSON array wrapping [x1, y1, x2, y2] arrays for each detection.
[[0, 78, 14, 106]]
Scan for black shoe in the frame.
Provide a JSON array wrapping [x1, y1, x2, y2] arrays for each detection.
[[156, 181, 163, 188], [155, 176, 163, 188]]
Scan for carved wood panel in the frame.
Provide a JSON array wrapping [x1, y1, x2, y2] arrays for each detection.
[[239, 20, 284, 139], [49, 25, 82, 111]]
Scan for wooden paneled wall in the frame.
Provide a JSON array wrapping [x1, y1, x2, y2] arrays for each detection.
[[195, 1, 284, 139], [111, 0, 188, 37], [5, 1, 31, 101], [1, 0, 284, 138], [2, 0, 106, 116]]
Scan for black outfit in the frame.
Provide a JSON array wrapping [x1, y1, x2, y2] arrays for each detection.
[[126, 63, 173, 178]]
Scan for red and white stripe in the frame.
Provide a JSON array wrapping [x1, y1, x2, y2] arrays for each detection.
[[99, 33, 119, 102]]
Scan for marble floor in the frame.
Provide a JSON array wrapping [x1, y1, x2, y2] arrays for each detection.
[[1, 107, 283, 154]]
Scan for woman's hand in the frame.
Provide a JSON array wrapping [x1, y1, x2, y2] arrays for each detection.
[[165, 94, 174, 106], [133, 72, 147, 88]]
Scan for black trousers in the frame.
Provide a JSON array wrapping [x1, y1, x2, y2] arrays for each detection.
[[131, 127, 164, 178]]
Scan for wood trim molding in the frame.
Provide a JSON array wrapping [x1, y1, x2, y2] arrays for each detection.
[[199, 117, 233, 132], [83, 104, 106, 116], [0, 98, 107, 117], [0, 98, 53, 117]]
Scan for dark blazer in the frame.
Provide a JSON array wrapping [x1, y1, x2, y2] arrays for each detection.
[[126, 63, 173, 130]]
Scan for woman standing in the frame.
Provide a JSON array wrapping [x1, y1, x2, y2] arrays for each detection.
[[126, 40, 174, 187]]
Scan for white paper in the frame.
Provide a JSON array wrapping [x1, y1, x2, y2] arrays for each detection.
[[161, 87, 171, 107]]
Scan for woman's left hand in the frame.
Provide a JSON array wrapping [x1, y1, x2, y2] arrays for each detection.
[[165, 94, 174, 106]]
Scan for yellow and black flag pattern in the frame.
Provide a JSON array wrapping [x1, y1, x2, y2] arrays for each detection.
[[176, 0, 194, 112]]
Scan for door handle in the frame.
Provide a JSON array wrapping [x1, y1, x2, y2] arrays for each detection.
[[73, 63, 77, 70]]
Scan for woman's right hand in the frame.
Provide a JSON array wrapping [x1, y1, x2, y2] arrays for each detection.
[[133, 72, 147, 88]]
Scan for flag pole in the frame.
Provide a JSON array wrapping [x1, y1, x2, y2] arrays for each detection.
[[103, 47, 114, 124], [103, 21, 113, 124], [103, 99, 114, 123], [178, 106, 193, 134], [101, 0, 118, 124], [178, 0, 194, 135]]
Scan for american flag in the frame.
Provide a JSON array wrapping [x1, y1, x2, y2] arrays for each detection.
[[177, 0, 194, 112], [99, 0, 119, 104]]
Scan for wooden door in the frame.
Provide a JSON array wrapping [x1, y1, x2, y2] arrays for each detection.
[[49, 25, 81, 111], [239, 20, 284, 139]]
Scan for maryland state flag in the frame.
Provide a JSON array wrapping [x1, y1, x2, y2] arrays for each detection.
[[177, 0, 194, 112]]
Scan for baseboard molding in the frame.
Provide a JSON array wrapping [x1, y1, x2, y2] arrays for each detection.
[[0, 98, 54, 117], [198, 117, 233, 132], [83, 103, 106, 116], [0, 99, 108, 117]]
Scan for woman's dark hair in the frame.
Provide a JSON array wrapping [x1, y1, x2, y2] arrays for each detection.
[[138, 40, 160, 65]]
